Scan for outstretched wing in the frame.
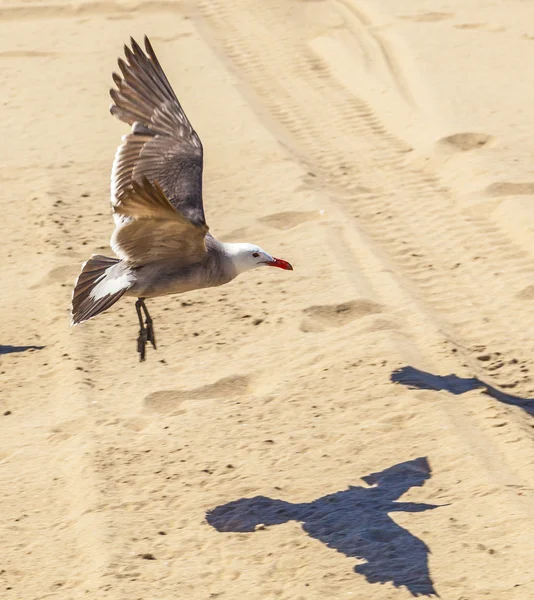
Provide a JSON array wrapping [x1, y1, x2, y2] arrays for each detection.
[[112, 177, 208, 267], [110, 36, 206, 228]]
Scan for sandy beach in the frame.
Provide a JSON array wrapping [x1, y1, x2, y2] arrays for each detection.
[[2, 1, 534, 598]]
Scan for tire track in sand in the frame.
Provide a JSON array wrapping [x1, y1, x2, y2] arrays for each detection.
[[196, 0, 534, 500], [1, 172, 114, 596]]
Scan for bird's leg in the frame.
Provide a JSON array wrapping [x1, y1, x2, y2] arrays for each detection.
[[140, 299, 157, 350], [135, 298, 157, 361], [135, 298, 148, 361]]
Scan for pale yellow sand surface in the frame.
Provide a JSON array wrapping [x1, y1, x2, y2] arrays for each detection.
[[2, 1, 534, 598]]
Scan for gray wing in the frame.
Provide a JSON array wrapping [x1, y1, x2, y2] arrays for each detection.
[[111, 177, 208, 267], [110, 36, 206, 228]]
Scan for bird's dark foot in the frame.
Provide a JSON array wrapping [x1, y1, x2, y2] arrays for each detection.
[[137, 325, 148, 361], [135, 298, 157, 362], [145, 315, 157, 350]]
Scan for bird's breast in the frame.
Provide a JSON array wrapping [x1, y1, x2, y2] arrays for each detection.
[[125, 259, 233, 299]]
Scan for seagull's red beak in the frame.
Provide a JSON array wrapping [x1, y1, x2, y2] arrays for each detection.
[[266, 257, 293, 270]]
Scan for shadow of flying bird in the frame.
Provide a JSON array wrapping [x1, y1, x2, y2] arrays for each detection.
[[207, 457, 444, 597], [391, 365, 534, 417], [0, 344, 44, 355]]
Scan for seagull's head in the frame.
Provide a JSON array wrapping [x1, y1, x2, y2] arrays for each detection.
[[224, 242, 293, 276]]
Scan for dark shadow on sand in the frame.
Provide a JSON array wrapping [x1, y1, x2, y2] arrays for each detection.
[[0, 344, 44, 355], [207, 457, 442, 597], [391, 365, 534, 417]]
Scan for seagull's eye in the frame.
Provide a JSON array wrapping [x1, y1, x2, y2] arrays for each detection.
[[252, 252, 260, 258]]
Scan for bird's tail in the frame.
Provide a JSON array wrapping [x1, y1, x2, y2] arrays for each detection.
[[71, 255, 132, 325]]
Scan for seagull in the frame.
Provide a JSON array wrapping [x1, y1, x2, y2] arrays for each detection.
[[71, 36, 293, 361]]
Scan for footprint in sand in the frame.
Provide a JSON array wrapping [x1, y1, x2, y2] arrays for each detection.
[[0, 50, 56, 58], [259, 211, 321, 230], [400, 12, 453, 22], [517, 285, 534, 301], [485, 182, 534, 197], [30, 264, 81, 289], [437, 132, 494, 152], [47, 418, 87, 443], [219, 227, 250, 242], [144, 375, 251, 414], [300, 300, 382, 333], [454, 23, 485, 30]]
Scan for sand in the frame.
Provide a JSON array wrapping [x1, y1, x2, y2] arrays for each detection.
[[2, 1, 534, 598]]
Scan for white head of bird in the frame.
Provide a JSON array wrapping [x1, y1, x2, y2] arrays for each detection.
[[223, 242, 293, 276]]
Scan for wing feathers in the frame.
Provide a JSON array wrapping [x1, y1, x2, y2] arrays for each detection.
[[109, 35, 206, 227], [115, 177, 183, 220], [111, 178, 208, 267], [140, 37, 177, 100]]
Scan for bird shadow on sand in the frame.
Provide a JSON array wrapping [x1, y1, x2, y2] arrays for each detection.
[[0, 344, 44, 355], [391, 366, 534, 417], [207, 457, 443, 597]]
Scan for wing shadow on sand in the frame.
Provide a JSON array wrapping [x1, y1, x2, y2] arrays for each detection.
[[207, 457, 442, 597], [0, 344, 44, 355], [391, 365, 534, 417]]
